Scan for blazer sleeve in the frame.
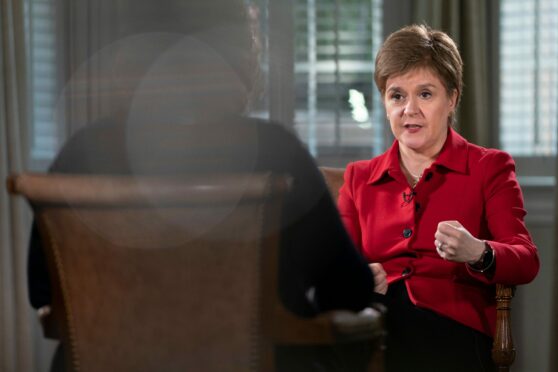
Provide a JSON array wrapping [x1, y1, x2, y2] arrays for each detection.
[[467, 150, 540, 284], [257, 124, 374, 315]]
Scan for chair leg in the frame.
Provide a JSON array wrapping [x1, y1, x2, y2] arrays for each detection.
[[492, 284, 516, 372]]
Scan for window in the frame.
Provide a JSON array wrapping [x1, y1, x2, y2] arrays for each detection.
[[25, 0, 384, 169], [25, 0, 61, 170], [245, 0, 272, 119], [500, 0, 558, 156], [293, 0, 384, 165], [26, 1, 555, 169]]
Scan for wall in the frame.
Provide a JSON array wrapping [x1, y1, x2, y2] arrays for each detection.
[[513, 182, 555, 372]]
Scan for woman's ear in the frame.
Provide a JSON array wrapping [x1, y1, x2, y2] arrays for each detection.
[[449, 89, 459, 109]]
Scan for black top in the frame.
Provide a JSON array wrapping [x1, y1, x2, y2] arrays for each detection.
[[28, 116, 374, 316]]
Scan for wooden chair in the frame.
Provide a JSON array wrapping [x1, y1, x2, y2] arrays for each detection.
[[319, 166, 516, 372], [8, 172, 385, 372]]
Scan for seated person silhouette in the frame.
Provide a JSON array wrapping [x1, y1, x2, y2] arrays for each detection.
[[27, 1, 375, 371]]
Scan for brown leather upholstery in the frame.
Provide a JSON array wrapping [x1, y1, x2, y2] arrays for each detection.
[[8, 172, 385, 372], [319, 166, 516, 372]]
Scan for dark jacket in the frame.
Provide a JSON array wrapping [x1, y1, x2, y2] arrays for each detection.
[[28, 116, 374, 316]]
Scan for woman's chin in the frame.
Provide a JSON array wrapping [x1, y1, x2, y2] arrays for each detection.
[[399, 137, 427, 152]]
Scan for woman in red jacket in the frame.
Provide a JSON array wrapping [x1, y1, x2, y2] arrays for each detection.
[[338, 24, 540, 371]]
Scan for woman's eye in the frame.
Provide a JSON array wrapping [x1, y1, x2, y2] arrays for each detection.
[[390, 92, 404, 101], [420, 91, 432, 99]]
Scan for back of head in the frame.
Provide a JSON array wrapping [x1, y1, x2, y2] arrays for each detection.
[[61, 0, 260, 127], [113, 0, 259, 98], [374, 24, 463, 108]]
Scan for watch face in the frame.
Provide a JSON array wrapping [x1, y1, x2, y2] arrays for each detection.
[[469, 245, 494, 272], [486, 248, 494, 260], [479, 247, 494, 272]]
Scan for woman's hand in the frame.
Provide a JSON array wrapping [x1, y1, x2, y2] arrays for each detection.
[[434, 220, 485, 264], [369, 263, 388, 294]]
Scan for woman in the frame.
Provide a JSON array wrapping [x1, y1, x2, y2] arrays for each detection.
[[338, 24, 540, 371]]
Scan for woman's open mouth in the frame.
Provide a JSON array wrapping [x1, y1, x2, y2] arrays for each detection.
[[404, 124, 423, 133]]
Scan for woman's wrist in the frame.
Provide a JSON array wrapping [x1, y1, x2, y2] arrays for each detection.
[[467, 241, 495, 272], [467, 240, 487, 265]]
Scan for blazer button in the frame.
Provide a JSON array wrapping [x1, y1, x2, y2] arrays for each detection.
[[402, 228, 413, 238], [402, 267, 412, 276]]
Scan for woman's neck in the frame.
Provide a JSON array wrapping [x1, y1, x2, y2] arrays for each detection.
[[399, 146, 441, 187]]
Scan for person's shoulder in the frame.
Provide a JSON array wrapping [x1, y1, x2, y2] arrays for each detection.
[[50, 118, 125, 172], [60, 118, 122, 150], [342, 157, 383, 190], [346, 159, 369, 174], [351, 157, 381, 169], [244, 116, 300, 141], [241, 117, 311, 156], [463, 142, 517, 181], [347, 152, 387, 177], [466, 141, 514, 166]]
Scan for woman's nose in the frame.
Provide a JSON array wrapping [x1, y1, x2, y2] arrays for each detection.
[[404, 97, 419, 116]]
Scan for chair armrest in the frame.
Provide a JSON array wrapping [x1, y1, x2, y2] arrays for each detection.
[[319, 167, 345, 201], [331, 307, 385, 342], [273, 306, 385, 345]]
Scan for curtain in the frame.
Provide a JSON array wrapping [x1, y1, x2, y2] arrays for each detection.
[[0, 1, 56, 371], [551, 162, 558, 370], [411, 0, 497, 148]]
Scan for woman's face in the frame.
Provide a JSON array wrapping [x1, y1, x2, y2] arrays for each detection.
[[384, 67, 457, 157]]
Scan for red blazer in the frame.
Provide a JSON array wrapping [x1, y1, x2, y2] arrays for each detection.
[[338, 128, 540, 336]]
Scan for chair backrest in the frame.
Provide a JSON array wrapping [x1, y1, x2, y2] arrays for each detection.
[[9, 172, 288, 372], [319, 167, 345, 201], [318, 166, 517, 372]]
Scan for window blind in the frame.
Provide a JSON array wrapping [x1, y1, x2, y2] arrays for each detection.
[[25, 0, 385, 167], [26, 0, 59, 166], [293, 0, 383, 162], [500, 0, 558, 155]]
